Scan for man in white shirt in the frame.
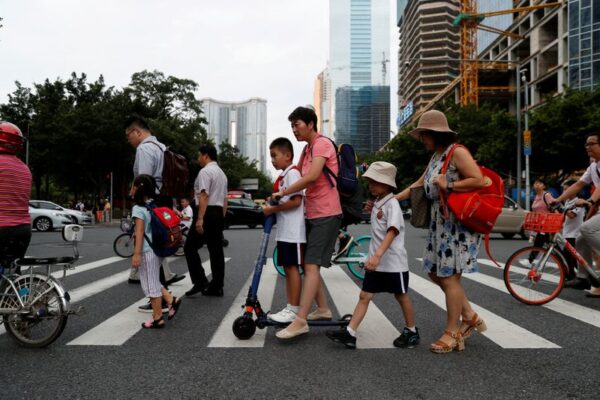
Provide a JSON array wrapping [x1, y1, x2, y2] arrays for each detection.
[[184, 144, 228, 297], [554, 133, 600, 290]]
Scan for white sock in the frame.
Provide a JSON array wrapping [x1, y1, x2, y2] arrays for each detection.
[[347, 327, 357, 337], [288, 304, 299, 313], [407, 326, 417, 333]]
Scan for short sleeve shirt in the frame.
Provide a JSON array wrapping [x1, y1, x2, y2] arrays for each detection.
[[579, 161, 600, 216], [273, 165, 306, 243], [563, 198, 585, 238], [132, 203, 153, 253], [194, 162, 228, 207], [368, 193, 408, 273], [181, 205, 193, 229], [134, 136, 165, 192], [300, 135, 342, 219]]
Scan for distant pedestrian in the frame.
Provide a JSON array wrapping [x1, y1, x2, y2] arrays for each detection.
[[124, 115, 185, 310], [263, 137, 305, 323], [103, 198, 111, 223], [184, 144, 228, 297], [177, 197, 193, 231], [130, 174, 182, 329], [561, 179, 585, 281], [326, 162, 419, 349]]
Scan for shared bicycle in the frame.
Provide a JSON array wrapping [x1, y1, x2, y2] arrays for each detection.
[[272, 228, 371, 280], [503, 204, 598, 305], [0, 224, 83, 347]]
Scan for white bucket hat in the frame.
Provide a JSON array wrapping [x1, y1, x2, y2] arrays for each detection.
[[363, 161, 397, 189]]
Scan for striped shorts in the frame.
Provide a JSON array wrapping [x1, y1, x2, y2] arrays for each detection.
[[140, 251, 163, 298]]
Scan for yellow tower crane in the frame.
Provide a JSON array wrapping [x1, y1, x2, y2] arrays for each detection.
[[452, 0, 563, 106]]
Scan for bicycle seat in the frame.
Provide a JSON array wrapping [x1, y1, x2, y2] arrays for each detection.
[[15, 256, 77, 266]]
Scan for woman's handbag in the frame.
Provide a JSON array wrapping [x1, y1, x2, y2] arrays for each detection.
[[410, 186, 431, 229], [439, 144, 504, 234]]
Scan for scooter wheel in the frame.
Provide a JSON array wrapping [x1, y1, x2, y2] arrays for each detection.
[[232, 316, 256, 340], [340, 314, 353, 322]]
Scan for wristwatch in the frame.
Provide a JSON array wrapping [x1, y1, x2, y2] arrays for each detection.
[[447, 181, 454, 193]]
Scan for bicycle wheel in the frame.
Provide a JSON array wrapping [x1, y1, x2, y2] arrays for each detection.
[[113, 233, 134, 258], [272, 247, 304, 277], [346, 235, 371, 280], [503, 246, 566, 305], [2, 275, 68, 348]]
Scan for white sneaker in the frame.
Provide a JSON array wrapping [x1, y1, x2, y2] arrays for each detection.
[[269, 307, 297, 323]]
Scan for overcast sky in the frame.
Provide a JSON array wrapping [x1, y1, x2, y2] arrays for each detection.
[[0, 0, 398, 178]]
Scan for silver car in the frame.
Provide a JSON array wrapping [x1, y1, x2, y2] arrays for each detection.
[[29, 200, 92, 225], [492, 196, 529, 239], [29, 205, 73, 232]]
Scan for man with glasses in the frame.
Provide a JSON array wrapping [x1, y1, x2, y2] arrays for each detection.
[[553, 133, 600, 291], [124, 116, 185, 311]]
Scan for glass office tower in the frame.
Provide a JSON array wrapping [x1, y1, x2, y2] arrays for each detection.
[[568, 0, 600, 90], [330, 0, 391, 154]]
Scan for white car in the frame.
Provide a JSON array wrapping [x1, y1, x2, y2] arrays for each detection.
[[492, 196, 529, 239], [28, 205, 73, 232], [29, 200, 93, 225]]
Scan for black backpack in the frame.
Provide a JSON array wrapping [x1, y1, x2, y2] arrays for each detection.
[[147, 141, 190, 198]]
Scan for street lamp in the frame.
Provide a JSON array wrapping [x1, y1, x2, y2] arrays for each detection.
[[521, 69, 531, 211]]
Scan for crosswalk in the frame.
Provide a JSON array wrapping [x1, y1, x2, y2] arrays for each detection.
[[2, 254, 600, 350]]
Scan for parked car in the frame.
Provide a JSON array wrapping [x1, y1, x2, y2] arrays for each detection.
[[28, 205, 73, 232], [492, 196, 529, 239], [225, 198, 264, 229], [29, 200, 92, 225]]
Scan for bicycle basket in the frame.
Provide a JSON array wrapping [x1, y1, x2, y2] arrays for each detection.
[[120, 218, 132, 233], [523, 212, 564, 233]]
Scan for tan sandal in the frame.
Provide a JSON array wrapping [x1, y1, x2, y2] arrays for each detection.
[[430, 330, 464, 354], [460, 313, 487, 339]]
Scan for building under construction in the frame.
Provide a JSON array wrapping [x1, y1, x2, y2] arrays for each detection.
[[396, 0, 573, 126]]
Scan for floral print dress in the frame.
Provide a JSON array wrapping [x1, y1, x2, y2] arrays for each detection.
[[422, 146, 481, 277]]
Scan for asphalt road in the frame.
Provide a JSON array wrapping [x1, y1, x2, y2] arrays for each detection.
[[1, 222, 599, 399]]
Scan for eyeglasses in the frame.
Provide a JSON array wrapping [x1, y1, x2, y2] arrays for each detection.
[[125, 128, 138, 137], [585, 142, 599, 148]]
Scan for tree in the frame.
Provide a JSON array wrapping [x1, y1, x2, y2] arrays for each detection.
[[217, 141, 272, 199]]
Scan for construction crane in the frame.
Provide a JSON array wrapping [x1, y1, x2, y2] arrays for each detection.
[[452, 0, 563, 106]]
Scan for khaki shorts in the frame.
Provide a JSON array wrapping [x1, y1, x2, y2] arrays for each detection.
[[304, 215, 342, 268]]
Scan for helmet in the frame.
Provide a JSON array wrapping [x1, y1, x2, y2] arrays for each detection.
[[0, 121, 25, 154]]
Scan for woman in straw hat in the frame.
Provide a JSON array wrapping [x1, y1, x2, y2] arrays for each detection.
[[394, 110, 488, 353]]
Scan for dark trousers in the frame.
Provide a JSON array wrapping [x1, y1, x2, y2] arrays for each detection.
[[0, 224, 32, 265], [184, 206, 225, 289]]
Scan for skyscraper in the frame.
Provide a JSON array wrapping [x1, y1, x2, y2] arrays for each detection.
[[568, 0, 600, 90], [201, 98, 268, 173], [329, 0, 391, 153]]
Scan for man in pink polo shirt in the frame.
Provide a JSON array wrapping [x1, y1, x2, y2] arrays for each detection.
[[273, 106, 343, 339]]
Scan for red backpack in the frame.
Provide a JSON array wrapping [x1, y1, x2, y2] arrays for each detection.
[[440, 144, 504, 234]]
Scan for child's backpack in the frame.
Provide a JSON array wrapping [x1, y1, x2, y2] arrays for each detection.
[[440, 144, 504, 234], [147, 142, 190, 198], [301, 137, 363, 224], [144, 202, 183, 257]]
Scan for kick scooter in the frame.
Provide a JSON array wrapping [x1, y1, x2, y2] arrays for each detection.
[[232, 212, 351, 339]]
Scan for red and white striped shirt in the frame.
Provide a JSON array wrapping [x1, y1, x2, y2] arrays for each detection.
[[0, 154, 32, 227]]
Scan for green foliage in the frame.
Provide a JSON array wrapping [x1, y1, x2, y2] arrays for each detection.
[[217, 142, 272, 199]]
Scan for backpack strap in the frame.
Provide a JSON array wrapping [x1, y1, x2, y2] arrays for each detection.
[[439, 144, 463, 219]]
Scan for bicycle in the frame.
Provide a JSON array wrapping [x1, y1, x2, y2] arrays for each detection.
[[0, 224, 83, 347], [503, 205, 599, 305], [272, 228, 371, 280]]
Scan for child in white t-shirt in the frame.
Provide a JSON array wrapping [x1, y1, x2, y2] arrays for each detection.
[[263, 138, 306, 323], [177, 197, 193, 231], [326, 161, 418, 349]]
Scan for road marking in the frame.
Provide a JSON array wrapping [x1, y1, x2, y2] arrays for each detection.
[[321, 266, 400, 349], [414, 259, 559, 349], [478, 258, 560, 284], [23, 256, 124, 278], [208, 259, 278, 348], [466, 260, 600, 329], [68, 259, 228, 346]]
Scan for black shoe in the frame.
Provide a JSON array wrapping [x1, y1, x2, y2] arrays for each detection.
[[128, 279, 141, 284], [185, 285, 206, 297], [202, 287, 224, 297], [564, 278, 591, 290], [393, 327, 420, 348], [166, 274, 186, 285], [325, 328, 356, 349], [138, 299, 169, 313]]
